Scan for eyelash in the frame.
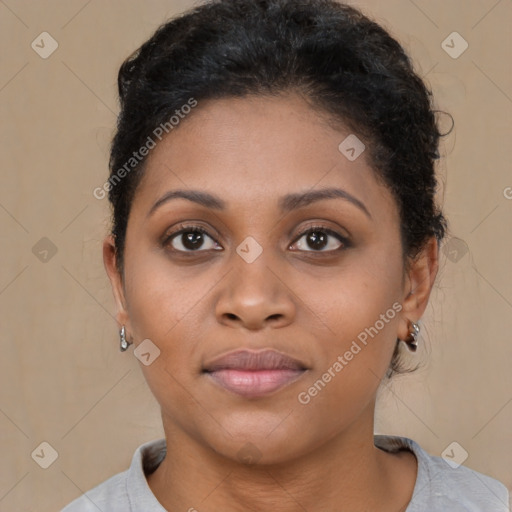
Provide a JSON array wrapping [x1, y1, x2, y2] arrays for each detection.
[[162, 223, 351, 255]]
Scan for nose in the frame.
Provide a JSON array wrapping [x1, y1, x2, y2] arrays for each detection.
[[215, 252, 296, 331]]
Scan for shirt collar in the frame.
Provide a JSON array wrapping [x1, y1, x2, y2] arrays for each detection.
[[126, 438, 168, 511]]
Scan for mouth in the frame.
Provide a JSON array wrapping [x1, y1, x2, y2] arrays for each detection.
[[202, 349, 309, 398]]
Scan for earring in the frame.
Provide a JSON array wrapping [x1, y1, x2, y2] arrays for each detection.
[[404, 321, 420, 352], [119, 325, 131, 352]]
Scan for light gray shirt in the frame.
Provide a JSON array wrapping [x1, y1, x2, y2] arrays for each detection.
[[61, 434, 510, 511]]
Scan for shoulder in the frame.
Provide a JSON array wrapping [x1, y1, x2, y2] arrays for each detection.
[[375, 435, 510, 511], [60, 471, 129, 511], [60, 438, 167, 512]]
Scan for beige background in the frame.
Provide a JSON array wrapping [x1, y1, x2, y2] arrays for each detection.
[[0, 0, 511, 510]]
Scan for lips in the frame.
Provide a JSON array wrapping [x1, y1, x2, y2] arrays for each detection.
[[203, 349, 307, 372], [203, 349, 308, 398]]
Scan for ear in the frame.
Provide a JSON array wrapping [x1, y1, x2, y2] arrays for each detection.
[[397, 236, 439, 341], [103, 234, 130, 332]]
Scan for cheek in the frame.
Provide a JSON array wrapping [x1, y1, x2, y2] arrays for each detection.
[[123, 248, 212, 339], [294, 247, 403, 344], [121, 252, 207, 395], [292, 250, 403, 403]]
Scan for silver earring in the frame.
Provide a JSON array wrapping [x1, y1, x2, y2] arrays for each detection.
[[119, 325, 130, 352], [404, 321, 420, 352]]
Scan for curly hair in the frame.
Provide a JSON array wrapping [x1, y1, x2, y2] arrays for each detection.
[[106, 0, 449, 378]]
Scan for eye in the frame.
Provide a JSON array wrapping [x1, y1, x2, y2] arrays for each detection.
[[290, 225, 349, 252], [163, 224, 222, 252], [163, 223, 349, 254]]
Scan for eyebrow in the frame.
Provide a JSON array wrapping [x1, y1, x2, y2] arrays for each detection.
[[147, 187, 371, 219]]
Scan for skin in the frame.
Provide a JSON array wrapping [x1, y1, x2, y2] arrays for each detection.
[[103, 92, 439, 511]]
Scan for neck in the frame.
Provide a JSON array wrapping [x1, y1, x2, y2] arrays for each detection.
[[146, 405, 416, 511]]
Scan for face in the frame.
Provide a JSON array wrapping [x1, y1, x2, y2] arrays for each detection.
[[104, 93, 436, 464]]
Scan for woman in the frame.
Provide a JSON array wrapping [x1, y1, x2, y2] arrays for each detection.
[[62, 0, 510, 510]]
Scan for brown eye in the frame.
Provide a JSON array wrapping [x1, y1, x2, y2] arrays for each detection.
[[164, 226, 221, 252], [291, 227, 348, 252]]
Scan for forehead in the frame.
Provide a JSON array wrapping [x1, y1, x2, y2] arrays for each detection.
[[131, 93, 397, 222]]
